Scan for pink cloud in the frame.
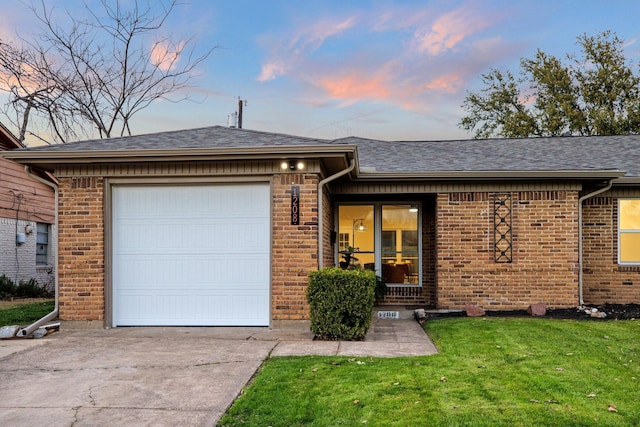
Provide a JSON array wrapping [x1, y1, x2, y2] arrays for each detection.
[[150, 40, 185, 71], [424, 74, 463, 93], [414, 3, 493, 55], [257, 3, 513, 113], [258, 61, 288, 82], [257, 15, 357, 82], [296, 16, 357, 51], [317, 74, 391, 101]]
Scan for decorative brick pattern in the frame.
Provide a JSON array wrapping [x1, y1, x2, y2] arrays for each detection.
[[57, 177, 105, 321], [582, 195, 640, 304], [436, 191, 579, 310], [271, 173, 319, 320]]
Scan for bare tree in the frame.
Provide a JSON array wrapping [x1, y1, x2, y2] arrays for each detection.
[[0, 0, 213, 144]]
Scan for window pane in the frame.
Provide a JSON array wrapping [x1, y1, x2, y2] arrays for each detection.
[[620, 232, 640, 263], [382, 205, 418, 284], [338, 205, 374, 269], [620, 200, 640, 230], [36, 223, 49, 265]]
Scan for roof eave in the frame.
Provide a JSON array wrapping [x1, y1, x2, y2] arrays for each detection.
[[1, 145, 358, 173], [612, 176, 640, 186], [355, 170, 627, 181]]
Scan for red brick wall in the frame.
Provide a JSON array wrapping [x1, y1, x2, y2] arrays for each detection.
[[271, 173, 319, 320], [57, 177, 105, 321], [436, 191, 579, 310], [322, 188, 335, 268], [583, 196, 640, 304]]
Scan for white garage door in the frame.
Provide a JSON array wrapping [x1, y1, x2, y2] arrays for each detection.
[[112, 184, 270, 326]]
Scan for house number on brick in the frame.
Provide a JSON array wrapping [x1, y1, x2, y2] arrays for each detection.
[[291, 185, 300, 225]]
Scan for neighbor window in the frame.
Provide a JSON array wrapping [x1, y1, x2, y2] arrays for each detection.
[[36, 223, 50, 265], [337, 203, 420, 285]]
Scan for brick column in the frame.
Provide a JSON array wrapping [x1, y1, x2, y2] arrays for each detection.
[[271, 173, 319, 320], [57, 177, 105, 321]]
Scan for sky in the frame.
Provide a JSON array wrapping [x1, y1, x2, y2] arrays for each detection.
[[1, 0, 640, 144]]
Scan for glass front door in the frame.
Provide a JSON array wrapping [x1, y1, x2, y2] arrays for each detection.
[[337, 203, 420, 285]]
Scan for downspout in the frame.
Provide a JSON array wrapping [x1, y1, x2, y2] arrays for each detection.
[[318, 158, 355, 269], [578, 179, 613, 305], [17, 167, 59, 337]]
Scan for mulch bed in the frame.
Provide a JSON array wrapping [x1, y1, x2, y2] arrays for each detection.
[[430, 304, 640, 321]]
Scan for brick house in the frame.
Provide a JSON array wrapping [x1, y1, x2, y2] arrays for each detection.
[[3, 126, 639, 328], [0, 123, 56, 291]]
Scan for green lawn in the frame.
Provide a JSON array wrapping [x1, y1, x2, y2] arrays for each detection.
[[219, 317, 640, 426], [0, 300, 55, 327]]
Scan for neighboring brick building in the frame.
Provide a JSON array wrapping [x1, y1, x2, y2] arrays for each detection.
[[4, 126, 640, 328], [0, 123, 56, 292]]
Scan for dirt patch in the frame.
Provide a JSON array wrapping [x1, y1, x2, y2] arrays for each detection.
[[0, 298, 54, 310]]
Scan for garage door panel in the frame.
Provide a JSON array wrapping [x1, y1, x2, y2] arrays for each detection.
[[115, 291, 269, 326], [115, 186, 269, 218], [114, 255, 269, 287], [114, 219, 269, 254], [112, 184, 270, 326]]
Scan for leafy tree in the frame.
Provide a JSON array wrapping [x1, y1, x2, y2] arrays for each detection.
[[0, 0, 213, 144], [459, 31, 640, 138]]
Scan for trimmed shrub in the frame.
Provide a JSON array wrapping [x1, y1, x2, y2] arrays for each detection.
[[307, 267, 376, 340]]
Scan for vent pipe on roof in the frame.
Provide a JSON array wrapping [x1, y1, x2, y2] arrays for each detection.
[[227, 112, 237, 128]]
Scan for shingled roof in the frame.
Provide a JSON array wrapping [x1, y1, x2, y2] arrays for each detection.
[[3, 125, 639, 180], [337, 134, 640, 176]]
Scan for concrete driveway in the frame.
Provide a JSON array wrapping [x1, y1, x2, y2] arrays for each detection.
[[0, 328, 279, 426], [0, 318, 437, 426]]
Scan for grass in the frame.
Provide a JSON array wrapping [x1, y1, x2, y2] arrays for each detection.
[[219, 317, 640, 426], [0, 299, 55, 327]]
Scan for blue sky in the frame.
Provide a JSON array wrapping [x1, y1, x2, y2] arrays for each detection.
[[2, 0, 640, 143]]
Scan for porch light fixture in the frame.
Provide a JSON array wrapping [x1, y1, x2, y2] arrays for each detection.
[[280, 160, 306, 171]]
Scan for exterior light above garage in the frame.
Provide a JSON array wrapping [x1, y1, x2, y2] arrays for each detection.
[[280, 160, 306, 171]]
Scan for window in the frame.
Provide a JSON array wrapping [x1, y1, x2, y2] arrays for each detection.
[[619, 199, 640, 264], [338, 232, 350, 251], [337, 203, 420, 285], [36, 223, 49, 265]]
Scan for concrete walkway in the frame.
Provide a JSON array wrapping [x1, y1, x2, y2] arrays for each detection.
[[0, 316, 437, 426]]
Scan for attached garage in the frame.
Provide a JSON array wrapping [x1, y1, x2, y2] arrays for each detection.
[[111, 183, 271, 326]]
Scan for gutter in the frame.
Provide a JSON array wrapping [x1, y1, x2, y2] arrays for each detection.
[[1, 145, 356, 172], [578, 179, 614, 305], [356, 170, 625, 181], [318, 157, 356, 269], [17, 167, 59, 337]]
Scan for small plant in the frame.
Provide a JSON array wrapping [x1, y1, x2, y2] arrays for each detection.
[[375, 275, 388, 301], [338, 246, 359, 269], [0, 275, 16, 299], [0, 275, 50, 299], [16, 279, 50, 298]]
